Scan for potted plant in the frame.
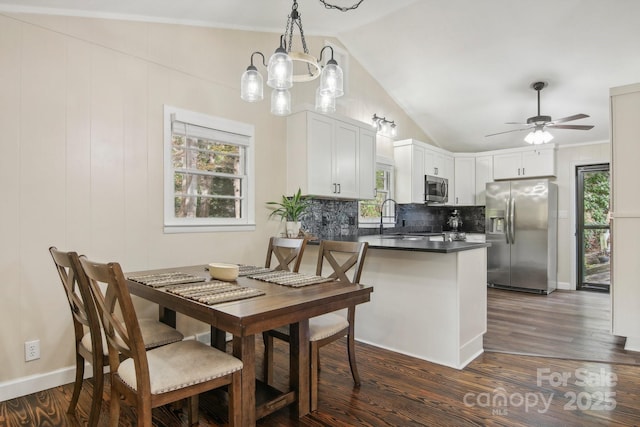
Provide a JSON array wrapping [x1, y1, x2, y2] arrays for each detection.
[[267, 188, 311, 237]]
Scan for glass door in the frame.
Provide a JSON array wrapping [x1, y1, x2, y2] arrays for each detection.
[[576, 164, 610, 292]]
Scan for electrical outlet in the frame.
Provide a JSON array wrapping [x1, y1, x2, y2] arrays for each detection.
[[25, 340, 40, 362]]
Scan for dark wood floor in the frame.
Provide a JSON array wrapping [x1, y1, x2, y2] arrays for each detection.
[[485, 287, 640, 364], [3, 330, 640, 426]]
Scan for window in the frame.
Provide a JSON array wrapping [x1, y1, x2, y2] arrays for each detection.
[[164, 106, 255, 233], [359, 159, 395, 227]]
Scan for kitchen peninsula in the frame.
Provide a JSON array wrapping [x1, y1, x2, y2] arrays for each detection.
[[300, 236, 489, 369]]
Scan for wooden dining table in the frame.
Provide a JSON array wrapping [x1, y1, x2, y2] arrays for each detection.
[[125, 264, 373, 427]]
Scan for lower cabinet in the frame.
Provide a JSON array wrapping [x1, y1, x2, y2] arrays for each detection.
[[287, 110, 376, 200]]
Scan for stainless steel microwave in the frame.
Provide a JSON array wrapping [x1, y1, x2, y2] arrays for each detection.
[[424, 175, 448, 203]]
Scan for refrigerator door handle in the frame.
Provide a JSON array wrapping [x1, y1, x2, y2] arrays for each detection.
[[505, 198, 510, 244], [510, 197, 516, 244]]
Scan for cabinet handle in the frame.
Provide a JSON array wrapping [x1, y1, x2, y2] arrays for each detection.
[[456, 197, 459, 204], [523, 167, 525, 175], [337, 183, 341, 193], [518, 168, 521, 176], [332, 183, 337, 193], [435, 167, 438, 175]]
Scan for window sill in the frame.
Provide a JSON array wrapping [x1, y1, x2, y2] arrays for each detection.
[[164, 223, 256, 234]]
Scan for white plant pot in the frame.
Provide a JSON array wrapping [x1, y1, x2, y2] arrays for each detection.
[[285, 221, 302, 238]]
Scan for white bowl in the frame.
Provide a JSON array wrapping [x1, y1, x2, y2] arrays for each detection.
[[208, 263, 239, 281]]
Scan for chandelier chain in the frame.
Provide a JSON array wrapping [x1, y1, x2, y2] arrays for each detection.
[[317, 0, 365, 12]]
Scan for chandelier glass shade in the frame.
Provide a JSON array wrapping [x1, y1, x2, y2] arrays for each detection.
[[240, 0, 345, 116]]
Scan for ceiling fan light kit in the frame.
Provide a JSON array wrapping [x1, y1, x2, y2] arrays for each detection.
[[486, 81, 594, 145], [241, 0, 349, 115]]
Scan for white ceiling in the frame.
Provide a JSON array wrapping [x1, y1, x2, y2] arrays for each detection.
[[3, 0, 640, 152]]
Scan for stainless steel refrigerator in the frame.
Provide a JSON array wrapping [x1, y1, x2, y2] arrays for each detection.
[[485, 179, 558, 294]]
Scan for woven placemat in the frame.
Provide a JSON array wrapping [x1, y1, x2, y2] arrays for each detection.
[[247, 270, 332, 288], [166, 281, 265, 305], [127, 272, 206, 288], [237, 265, 273, 276]]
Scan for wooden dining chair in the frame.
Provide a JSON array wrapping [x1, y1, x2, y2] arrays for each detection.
[[78, 256, 243, 427], [262, 236, 308, 382], [49, 247, 184, 426], [265, 236, 308, 272], [263, 240, 368, 411]]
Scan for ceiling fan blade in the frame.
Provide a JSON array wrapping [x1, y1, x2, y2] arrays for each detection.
[[548, 113, 590, 124], [504, 121, 528, 125], [485, 126, 533, 137], [547, 124, 594, 130]]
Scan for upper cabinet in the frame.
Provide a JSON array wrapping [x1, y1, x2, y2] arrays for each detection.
[[492, 147, 556, 180], [453, 156, 475, 205], [474, 155, 493, 205], [286, 110, 376, 200], [394, 139, 454, 204]]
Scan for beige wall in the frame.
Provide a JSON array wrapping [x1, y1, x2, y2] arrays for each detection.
[[555, 142, 610, 288], [0, 12, 428, 393]]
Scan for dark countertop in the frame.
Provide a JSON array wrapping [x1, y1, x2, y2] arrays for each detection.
[[307, 235, 490, 253]]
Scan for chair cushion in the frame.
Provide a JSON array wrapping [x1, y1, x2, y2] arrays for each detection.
[[117, 339, 243, 394], [309, 313, 349, 341], [80, 318, 184, 355]]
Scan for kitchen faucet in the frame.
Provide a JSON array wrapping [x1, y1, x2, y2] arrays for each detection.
[[379, 198, 397, 235]]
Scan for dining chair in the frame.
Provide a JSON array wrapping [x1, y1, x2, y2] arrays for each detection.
[[78, 256, 243, 427], [49, 247, 184, 426], [264, 236, 308, 272], [263, 240, 368, 411], [262, 237, 308, 382]]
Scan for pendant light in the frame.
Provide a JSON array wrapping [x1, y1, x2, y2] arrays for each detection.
[[240, 0, 346, 116]]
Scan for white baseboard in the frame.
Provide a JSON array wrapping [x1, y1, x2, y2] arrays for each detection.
[[624, 336, 640, 352], [557, 281, 572, 290], [0, 363, 89, 402], [0, 335, 208, 403]]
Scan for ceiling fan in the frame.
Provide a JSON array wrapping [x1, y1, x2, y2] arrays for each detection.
[[485, 81, 594, 143]]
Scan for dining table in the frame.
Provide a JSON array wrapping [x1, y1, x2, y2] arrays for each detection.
[[125, 264, 373, 427]]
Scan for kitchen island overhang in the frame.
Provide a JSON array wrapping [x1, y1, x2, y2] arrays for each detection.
[[302, 236, 490, 369]]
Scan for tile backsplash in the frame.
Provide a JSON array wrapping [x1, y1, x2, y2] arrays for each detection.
[[301, 199, 485, 239]]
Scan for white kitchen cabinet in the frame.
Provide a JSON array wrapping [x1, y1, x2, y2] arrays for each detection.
[[394, 140, 426, 203], [453, 156, 475, 205], [493, 148, 555, 180], [286, 110, 376, 200], [358, 127, 377, 200], [395, 139, 457, 204], [474, 155, 493, 205], [610, 82, 640, 349]]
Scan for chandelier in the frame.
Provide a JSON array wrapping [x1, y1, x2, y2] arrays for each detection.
[[240, 0, 346, 116]]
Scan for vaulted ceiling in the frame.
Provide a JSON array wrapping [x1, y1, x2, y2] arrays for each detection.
[[3, 0, 640, 152]]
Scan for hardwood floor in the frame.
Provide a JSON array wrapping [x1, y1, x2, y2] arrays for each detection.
[[485, 287, 640, 364], [3, 332, 640, 426]]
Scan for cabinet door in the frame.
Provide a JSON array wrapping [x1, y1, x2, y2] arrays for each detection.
[[612, 90, 640, 214], [454, 157, 475, 205], [493, 152, 522, 180], [334, 121, 359, 199], [424, 149, 437, 176], [522, 149, 555, 177], [411, 145, 426, 203], [475, 155, 493, 205], [306, 114, 335, 197], [358, 127, 377, 200]]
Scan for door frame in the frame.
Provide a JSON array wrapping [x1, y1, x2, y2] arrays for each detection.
[[568, 157, 609, 290], [575, 162, 610, 292]]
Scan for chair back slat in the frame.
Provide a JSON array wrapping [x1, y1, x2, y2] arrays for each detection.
[[316, 240, 368, 284], [79, 257, 151, 394], [265, 237, 307, 272], [49, 247, 103, 355]]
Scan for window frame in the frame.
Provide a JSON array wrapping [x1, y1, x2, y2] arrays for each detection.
[[358, 156, 395, 228], [163, 105, 255, 233]]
